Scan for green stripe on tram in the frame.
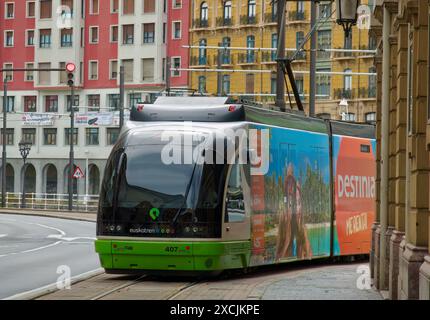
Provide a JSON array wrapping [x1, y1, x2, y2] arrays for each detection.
[[95, 240, 251, 271]]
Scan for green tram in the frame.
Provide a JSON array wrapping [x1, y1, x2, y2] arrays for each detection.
[[95, 97, 376, 275]]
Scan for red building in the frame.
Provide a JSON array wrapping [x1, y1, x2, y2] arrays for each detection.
[[167, 0, 190, 90]]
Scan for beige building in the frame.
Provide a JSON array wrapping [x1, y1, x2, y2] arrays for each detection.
[[370, 0, 430, 300]]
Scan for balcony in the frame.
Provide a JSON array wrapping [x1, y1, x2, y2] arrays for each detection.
[[190, 55, 208, 67], [216, 17, 233, 27], [332, 47, 355, 60], [193, 18, 209, 29], [288, 11, 307, 22], [264, 12, 277, 24], [240, 15, 257, 26], [212, 54, 233, 66], [333, 87, 377, 100], [237, 52, 258, 65], [261, 51, 277, 64]]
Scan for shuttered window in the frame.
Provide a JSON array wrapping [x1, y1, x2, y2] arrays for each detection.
[[143, 0, 155, 13], [122, 59, 134, 82], [38, 63, 51, 85], [142, 58, 154, 81], [123, 0, 134, 14], [40, 0, 52, 19]]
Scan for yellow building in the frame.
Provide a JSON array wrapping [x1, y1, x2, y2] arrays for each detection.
[[189, 0, 377, 122]]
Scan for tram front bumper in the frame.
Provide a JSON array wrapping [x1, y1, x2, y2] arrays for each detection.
[[95, 240, 251, 272]]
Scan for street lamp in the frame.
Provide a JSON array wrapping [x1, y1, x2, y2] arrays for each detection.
[[339, 98, 349, 121], [335, 0, 360, 37], [18, 140, 32, 208]]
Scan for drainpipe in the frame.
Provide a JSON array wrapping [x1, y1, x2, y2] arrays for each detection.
[[379, 5, 391, 290]]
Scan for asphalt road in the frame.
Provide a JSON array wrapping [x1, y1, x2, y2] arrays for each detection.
[[0, 214, 100, 299]]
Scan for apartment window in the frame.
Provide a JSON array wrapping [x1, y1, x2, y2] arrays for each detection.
[[143, 0, 155, 13], [296, 32, 305, 59], [108, 94, 120, 110], [365, 112, 376, 124], [22, 128, 36, 145], [248, 0, 256, 18], [5, 97, 14, 112], [122, 24, 134, 44], [5, 3, 14, 18], [61, 0, 73, 15], [222, 75, 230, 95], [296, 75, 304, 94], [224, 1, 232, 20], [24, 96, 37, 112], [163, 23, 166, 43], [317, 30, 331, 59], [0, 129, 14, 145], [27, 2, 36, 18], [198, 76, 206, 94], [38, 63, 51, 84], [343, 68, 353, 97], [40, 0, 52, 19], [200, 2, 208, 22], [45, 96, 58, 112], [129, 93, 141, 109], [27, 30, 35, 46], [143, 23, 155, 43], [270, 73, 277, 95], [66, 95, 79, 112], [198, 39, 207, 65], [88, 95, 100, 111], [142, 58, 154, 81], [111, 25, 118, 42], [316, 68, 331, 100], [89, 61, 98, 80], [89, 27, 99, 43], [43, 128, 57, 145], [61, 28, 73, 47], [5, 31, 14, 47], [344, 113, 356, 122], [59, 62, 67, 84], [246, 35, 255, 63], [173, 0, 182, 9], [369, 66, 376, 98], [3, 64, 13, 81], [111, 0, 119, 13], [86, 128, 99, 145], [123, 0, 134, 14], [90, 0, 99, 14], [122, 59, 134, 81], [107, 128, 120, 145], [65, 128, 78, 145], [25, 63, 34, 81], [39, 29, 52, 48], [171, 57, 181, 77], [110, 60, 118, 79], [172, 21, 181, 39], [271, 33, 278, 61]]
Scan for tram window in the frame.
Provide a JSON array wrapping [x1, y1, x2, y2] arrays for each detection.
[[360, 144, 370, 153], [225, 163, 245, 223]]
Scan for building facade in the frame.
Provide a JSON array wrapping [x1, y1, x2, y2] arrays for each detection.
[[167, 0, 190, 89], [370, 0, 430, 300], [0, 0, 167, 197], [188, 0, 377, 122]]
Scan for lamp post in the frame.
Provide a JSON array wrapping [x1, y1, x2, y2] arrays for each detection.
[[339, 98, 349, 121], [18, 140, 32, 209], [335, 0, 360, 38]]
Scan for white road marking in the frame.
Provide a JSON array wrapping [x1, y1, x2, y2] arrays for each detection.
[[20, 241, 62, 254], [47, 234, 96, 241], [0, 234, 7, 238]]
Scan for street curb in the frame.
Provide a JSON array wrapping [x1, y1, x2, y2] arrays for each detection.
[[0, 210, 96, 223], [3, 268, 105, 300]]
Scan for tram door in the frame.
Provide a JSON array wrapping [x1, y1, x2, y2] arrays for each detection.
[[222, 162, 251, 241]]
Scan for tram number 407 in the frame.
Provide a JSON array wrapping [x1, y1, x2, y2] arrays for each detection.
[[165, 246, 178, 253]]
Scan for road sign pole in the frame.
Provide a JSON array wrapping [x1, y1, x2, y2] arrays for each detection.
[[68, 83, 75, 211], [2, 78, 7, 207]]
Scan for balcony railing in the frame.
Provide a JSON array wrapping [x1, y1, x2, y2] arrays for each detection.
[[193, 18, 209, 28], [262, 51, 277, 63], [190, 55, 208, 66], [264, 12, 278, 23], [237, 52, 257, 64], [240, 15, 257, 25], [289, 11, 306, 21], [216, 17, 233, 27], [333, 87, 377, 100]]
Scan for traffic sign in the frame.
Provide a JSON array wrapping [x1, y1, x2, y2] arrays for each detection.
[[72, 166, 85, 179]]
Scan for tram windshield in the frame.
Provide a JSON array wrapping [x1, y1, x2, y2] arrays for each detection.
[[97, 143, 225, 238]]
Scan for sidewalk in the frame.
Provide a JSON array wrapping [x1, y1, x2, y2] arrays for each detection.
[[0, 208, 96, 222]]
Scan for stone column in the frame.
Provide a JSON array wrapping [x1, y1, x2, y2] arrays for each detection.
[[399, 1, 430, 300]]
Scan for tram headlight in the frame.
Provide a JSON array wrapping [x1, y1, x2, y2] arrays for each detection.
[[109, 225, 115, 232], [116, 225, 122, 232]]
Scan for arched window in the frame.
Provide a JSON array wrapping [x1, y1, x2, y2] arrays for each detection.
[[23, 164, 36, 194], [200, 2, 208, 22], [222, 37, 231, 64], [44, 164, 58, 194], [223, 1, 232, 21], [89, 165, 100, 195], [248, 0, 256, 18], [198, 38, 207, 65], [365, 112, 376, 124], [246, 35, 255, 63], [6, 164, 14, 193], [198, 76, 206, 94]]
